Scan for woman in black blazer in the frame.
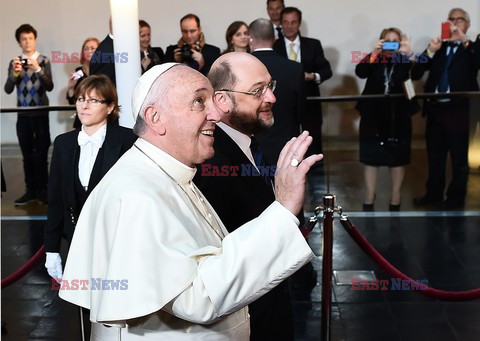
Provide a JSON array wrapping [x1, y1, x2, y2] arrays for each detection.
[[44, 75, 136, 281], [355, 28, 421, 211]]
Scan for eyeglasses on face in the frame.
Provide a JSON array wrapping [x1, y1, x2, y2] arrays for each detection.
[[219, 80, 277, 100], [448, 17, 468, 24], [76, 97, 108, 107]]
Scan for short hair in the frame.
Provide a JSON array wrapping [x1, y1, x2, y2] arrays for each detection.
[[267, 0, 285, 4], [80, 37, 100, 64], [281, 7, 302, 24], [208, 60, 237, 91], [225, 21, 250, 52], [180, 14, 200, 27], [249, 18, 275, 44], [15, 24, 37, 43], [133, 67, 176, 136], [133, 114, 147, 136], [139, 20, 151, 29], [448, 8, 470, 23], [74, 75, 120, 122], [379, 27, 403, 41]]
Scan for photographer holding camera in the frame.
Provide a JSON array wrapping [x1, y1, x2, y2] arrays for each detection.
[[164, 13, 220, 75], [4, 24, 53, 206]]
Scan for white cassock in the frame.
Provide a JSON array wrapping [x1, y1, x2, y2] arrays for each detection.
[[60, 138, 314, 340]]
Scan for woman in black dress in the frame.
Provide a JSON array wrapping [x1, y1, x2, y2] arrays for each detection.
[[355, 27, 421, 211]]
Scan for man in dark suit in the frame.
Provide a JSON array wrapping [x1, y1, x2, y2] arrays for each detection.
[[194, 52, 297, 340], [413, 8, 480, 209], [266, 0, 284, 40], [164, 13, 220, 76], [250, 18, 306, 166], [90, 19, 116, 85], [274, 6, 332, 156]]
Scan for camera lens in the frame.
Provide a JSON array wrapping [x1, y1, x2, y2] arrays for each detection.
[[180, 44, 192, 62]]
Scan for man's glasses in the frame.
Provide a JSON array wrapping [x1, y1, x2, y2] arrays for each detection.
[[76, 97, 108, 107], [448, 17, 468, 24], [219, 80, 277, 100]]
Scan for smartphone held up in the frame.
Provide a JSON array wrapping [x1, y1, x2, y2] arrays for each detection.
[[382, 41, 400, 51], [441, 21, 452, 40]]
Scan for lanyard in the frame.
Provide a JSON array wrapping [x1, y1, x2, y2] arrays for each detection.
[[383, 64, 395, 95]]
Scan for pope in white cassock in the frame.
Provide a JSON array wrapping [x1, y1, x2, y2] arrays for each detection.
[[59, 62, 323, 340]]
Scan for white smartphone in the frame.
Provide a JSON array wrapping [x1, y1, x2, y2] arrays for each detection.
[[73, 69, 84, 80]]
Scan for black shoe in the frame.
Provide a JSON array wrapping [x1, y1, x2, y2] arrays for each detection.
[[14, 190, 37, 206], [37, 190, 48, 205], [413, 194, 443, 206], [442, 200, 465, 210], [363, 203, 374, 212], [389, 204, 401, 211]]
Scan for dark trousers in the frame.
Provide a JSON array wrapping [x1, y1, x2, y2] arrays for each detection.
[[16, 113, 51, 193], [303, 102, 323, 156], [425, 101, 469, 203]]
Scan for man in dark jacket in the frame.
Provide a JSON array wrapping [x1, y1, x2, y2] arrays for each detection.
[[413, 8, 480, 209], [274, 6, 332, 156]]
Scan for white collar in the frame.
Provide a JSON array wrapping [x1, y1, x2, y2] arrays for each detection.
[[135, 138, 197, 186], [22, 51, 40, 60], [284, 35, 300, 46], [217, 122, 254, 163], [81, 122, 107, 138], [252, 48, 274, 52]]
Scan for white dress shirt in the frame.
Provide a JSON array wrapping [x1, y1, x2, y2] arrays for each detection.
[[77, 123, 107, 190]]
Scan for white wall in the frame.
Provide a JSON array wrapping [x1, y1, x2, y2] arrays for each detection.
[[1, 0, 479, 143]]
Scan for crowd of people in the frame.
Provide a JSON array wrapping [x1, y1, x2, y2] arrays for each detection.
[[5, 3, 478, 214], [2, 2, 480, 338]]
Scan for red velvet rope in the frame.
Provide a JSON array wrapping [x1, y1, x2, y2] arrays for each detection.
[[1, 245, 45, 289], [340, 218, 480, 301]]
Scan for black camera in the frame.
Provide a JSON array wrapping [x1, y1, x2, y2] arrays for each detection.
[[20, 58, 29, 69], [180, 44, 192, 62]]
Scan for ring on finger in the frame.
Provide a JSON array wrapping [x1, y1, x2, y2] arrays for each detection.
[[290, 158, 300, 167]]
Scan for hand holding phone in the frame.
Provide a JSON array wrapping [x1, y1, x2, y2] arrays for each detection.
[[382, 41, 400, 51], [441, 22, 452, 40], [72, 69, 84, 80]]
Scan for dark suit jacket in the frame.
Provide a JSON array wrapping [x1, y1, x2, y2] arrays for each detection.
[[164, 43, 220, 75], [44, 123, 136, 252], [413, 40, 480, 115], [355, 54, 421, 116], [252, 49, 306, 165], [90, 35, 116, 85], [194, 126, 294, 341], [274, 35, 332, 100]]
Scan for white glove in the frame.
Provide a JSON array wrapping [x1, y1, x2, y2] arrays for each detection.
[[45, 252, 63, 283]]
